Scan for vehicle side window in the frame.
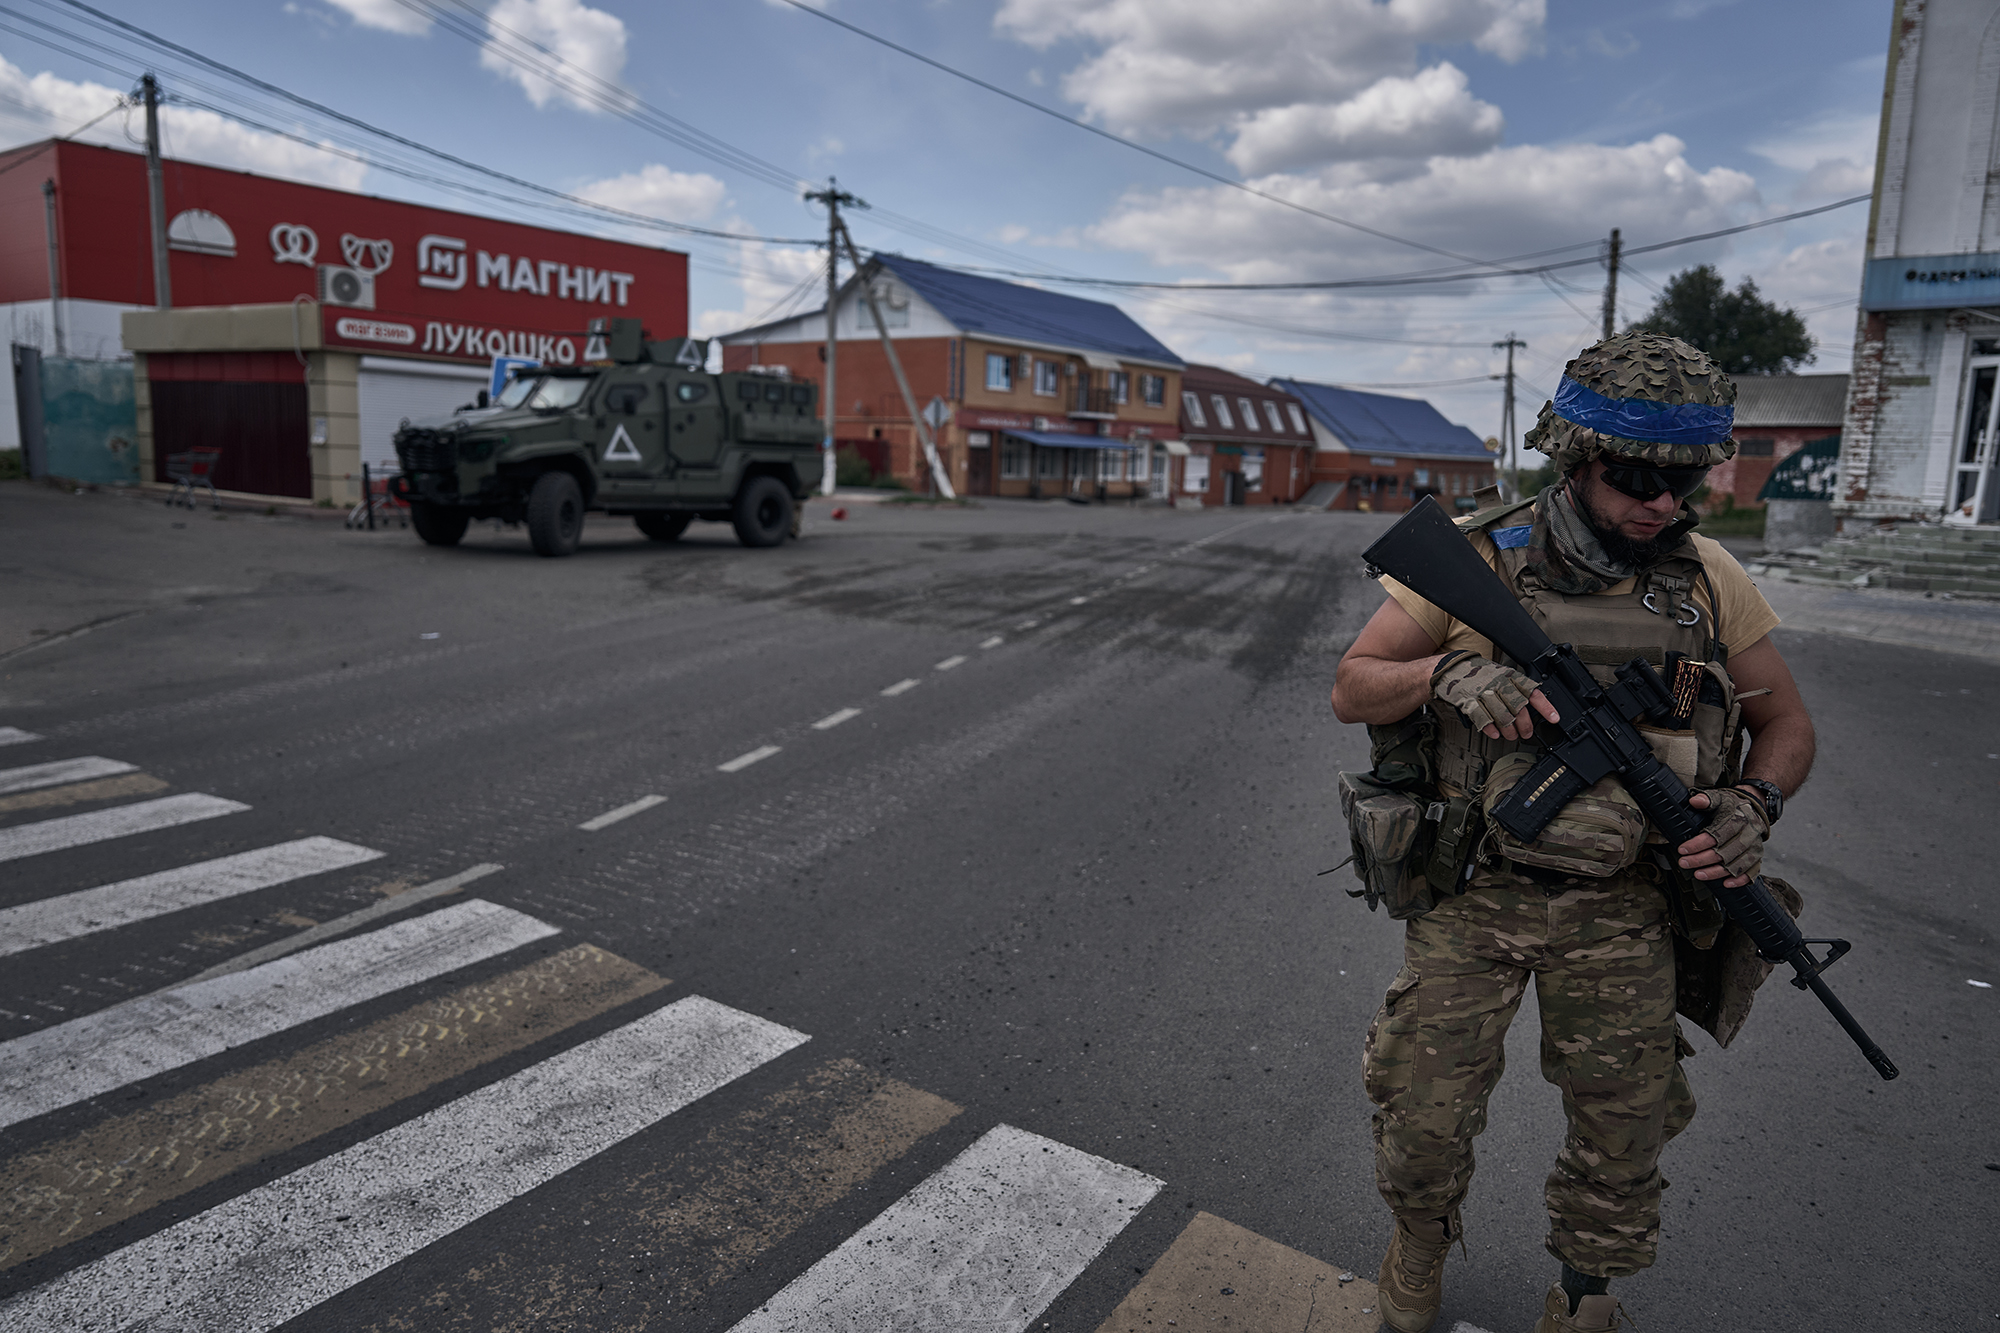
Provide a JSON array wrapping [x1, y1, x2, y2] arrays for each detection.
[[764, 383, 786, 403], [675, 381, 709, 404], [788, 385, 814, 405], [738, 381, 761, 402], [605, 383, 648, 414]]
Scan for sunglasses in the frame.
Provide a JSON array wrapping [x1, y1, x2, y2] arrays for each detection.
[[1599, 461, 1709, 502]]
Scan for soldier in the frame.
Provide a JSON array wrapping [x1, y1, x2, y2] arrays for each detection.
[[1328, 333, 1813, 1333]]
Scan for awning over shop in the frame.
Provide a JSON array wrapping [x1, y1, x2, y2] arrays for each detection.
[[1161, 439, 1191, 456], [1002, 429, 1134, 450]]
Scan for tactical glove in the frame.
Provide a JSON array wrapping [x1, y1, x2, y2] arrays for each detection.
[[1685, 786, 1770, 881], [1431, 652, 1539, 735]]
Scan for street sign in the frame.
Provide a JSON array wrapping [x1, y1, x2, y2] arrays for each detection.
[[922, 396, 950, 429]]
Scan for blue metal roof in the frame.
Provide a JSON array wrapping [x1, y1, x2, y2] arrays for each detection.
[[877, 255, 1183, 367], [1002, 428, 1135, 450], [1271, 378, 1492, 460]]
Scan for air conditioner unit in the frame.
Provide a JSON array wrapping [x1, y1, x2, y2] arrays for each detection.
[[1019, 353, 1034, 378], [317, 264, 375, 310]]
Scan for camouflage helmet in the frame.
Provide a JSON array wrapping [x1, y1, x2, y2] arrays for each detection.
[[1524, 331, 1738, 473]]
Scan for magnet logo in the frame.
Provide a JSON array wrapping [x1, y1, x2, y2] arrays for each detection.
[[270, 223, 318, 266], [341, 234, 394, 275], [417, 235, 468, 291], [603, 424, 643, 464]]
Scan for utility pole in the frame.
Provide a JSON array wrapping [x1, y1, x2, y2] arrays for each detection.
[[1601, 227, 1621, 340], [833, 218, 955, 499], [804, 177, 862, 495], [1493, 333, 1526, 498], [41, 180, 63, 357], [141, 73, 170, 309]]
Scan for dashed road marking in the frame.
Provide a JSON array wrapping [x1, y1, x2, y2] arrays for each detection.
[[579, 794, 666, 831], [729, 1123, 1162, 1333], [934, 655, 966, 671], [4, 996, 810, 1333], [0, 792, 249, 865], [880, 678, 919, 697], [719, 745, 782, 773], [0, 898, 557, 1131], [0, 728, 41, 747], [1069, 595, 1089, 605], [0, 836, 384, 959], [813, 707, 862, 730], [1018, 618, 1039, 629], [0, 756, 137, 796], [980, 636, 1004, 649]]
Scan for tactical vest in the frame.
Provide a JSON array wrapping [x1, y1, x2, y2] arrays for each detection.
[[1432, 499, 1748, 868]]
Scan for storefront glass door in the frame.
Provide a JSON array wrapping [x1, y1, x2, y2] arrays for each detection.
[[1955, 359, 2000, 524]]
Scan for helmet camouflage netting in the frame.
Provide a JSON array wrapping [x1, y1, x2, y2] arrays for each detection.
[[1524, 331, 1738, 473]]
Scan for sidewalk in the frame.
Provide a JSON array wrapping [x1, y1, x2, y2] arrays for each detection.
[[1756, 575, 2000, 663]]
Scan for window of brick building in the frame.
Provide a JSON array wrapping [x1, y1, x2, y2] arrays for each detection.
[[1262, 400, 1285, 433], [985, 352, 1013, 392], [1034, 360, 1059, 396], [1738, 437, 1775, 457], [1001, 437, 1029, 478], [1142, 374, 1165, 406], [1182, 391, 1207, 427], [1210, 394, 1234, 428], [1286, 403, 1309, 434], [1237, 397, 1259, 430]]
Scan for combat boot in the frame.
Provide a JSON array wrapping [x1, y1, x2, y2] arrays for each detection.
[[1528, 1282, 1624, 1332], [1376, 1212, 1457, 1333]]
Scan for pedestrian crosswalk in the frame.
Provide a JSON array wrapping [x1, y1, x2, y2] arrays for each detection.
[[0, 733, 1385, 1332]]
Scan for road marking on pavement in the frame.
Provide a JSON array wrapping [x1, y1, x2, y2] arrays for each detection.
[[719, 745, 781, 773], [1069, 595, 1089, 605], [1449, 1324, 1499, 1333], [0, 897, 557, 1131], [3, 995, 809, 1333], [0, 756, 137, 796], [0, 772, 168, 817], [813, 707, 862, 730], [367, 1059, 960, 1329], [981, 635, 1004, 649], [1019, 618, 1040, 629], [0, 792, 248, 865], [935, 655, 967, 671], [579, 794, 666, 831], [0, 728, 41, 747], [0, 836, 384, 960], [729, 1123, 1163, 1333], [1093, 1211, 1380, 1333], [174, 863, 506, 987], [0, 943, 664, 1270], [881, 678, 919, 696]]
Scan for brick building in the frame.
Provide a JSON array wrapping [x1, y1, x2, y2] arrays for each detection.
[[717, 254, 1183, 498], [1270, 378, 1495, 511], [1175, 365, 1315, 504], [1705, 373, 1847, 510]]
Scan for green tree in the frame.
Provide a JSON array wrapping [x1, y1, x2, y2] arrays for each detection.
[[1627, 265, 1815, 375]]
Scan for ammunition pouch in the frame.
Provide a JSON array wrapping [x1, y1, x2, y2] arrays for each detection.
[[1337, 711, 1484, 920], [1481, 750, 1646, 878]]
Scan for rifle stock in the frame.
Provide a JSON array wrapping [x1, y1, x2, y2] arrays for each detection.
[[1360, 498, 1899, 1081]]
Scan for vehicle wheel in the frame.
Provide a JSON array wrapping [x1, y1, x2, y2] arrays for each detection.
[[410, 501, 470, 547], [635, 511, 692, 543], [527, 471, 584, 557], [732, 475, 793, 548]]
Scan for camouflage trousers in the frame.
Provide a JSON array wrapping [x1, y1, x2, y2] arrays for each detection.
[[1362, 872, 1695, 1277]]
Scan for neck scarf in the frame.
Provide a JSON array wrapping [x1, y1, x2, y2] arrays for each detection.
[[1524, 482, 1636, 595]]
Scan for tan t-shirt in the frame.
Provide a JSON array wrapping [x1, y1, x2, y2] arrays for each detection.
[[1380, 528, 1781, 661]]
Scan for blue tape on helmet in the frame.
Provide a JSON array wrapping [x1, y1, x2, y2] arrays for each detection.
[[1552, 376, 1735, 446]]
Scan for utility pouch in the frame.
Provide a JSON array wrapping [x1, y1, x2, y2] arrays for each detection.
[[1337, 771, 1435, 919], [1422, 794, 1481, 899], [1480, 750, 1645, 877], [1366, 711, 1437, 790]]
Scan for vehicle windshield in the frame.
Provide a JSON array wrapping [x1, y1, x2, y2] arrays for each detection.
[[495, 374, 591, 412]]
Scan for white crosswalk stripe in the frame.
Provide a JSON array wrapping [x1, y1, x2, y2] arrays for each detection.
[[0, 898, 556, 1130], [0, 836, 383, 959], [0, 727, 41, 747], [0, 755, 137, 796], [0, 996, 809, 1333], [0, 792, 248, 863], [729, 1124, 1163, 1333]]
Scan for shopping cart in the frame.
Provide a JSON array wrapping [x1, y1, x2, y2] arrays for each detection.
[[164, 447, 222, 509], [346, 462, 409, 530]]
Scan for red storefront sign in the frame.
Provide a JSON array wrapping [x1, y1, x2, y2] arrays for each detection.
[[0, 140, 687, 363]]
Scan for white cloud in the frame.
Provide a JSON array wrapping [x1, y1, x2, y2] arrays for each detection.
[[324, 0, 431, 36], [0, 52, 368, 190], [576, 164, 728, 222], [693, 235, 825, 339], [1750, 111, 1877, 201], [993, 0, 1542, 137], [1226, 63, 1503, 174], [1090, 135, 1758, 283], [481, 0, 629, 112]]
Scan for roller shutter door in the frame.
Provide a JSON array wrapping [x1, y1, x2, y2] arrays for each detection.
[[356, 357, 489, 470]]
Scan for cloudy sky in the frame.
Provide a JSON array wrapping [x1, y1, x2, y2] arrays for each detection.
[[0, 0, 1888, 433]]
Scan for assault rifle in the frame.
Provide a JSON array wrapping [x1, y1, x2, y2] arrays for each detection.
[[1363, 498, 1898, 1081]]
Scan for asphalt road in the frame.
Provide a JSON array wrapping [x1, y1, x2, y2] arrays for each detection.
[[0, 481, 1992, 1332]]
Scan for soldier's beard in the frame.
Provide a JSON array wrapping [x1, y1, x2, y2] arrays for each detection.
[[1575, 481, 1681, 568]]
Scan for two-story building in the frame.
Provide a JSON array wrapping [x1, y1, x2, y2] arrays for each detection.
[[1271, 378, 1495, 511], [1175, 366, 1315, 504], [718, 255, 1183, 498], [1705, 373, 1848, 511]]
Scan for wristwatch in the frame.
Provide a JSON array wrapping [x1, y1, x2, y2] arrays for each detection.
[[1734, 778, 1784, 825]]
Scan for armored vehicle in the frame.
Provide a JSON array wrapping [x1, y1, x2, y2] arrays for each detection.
[[391, 320, 820, 556]]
